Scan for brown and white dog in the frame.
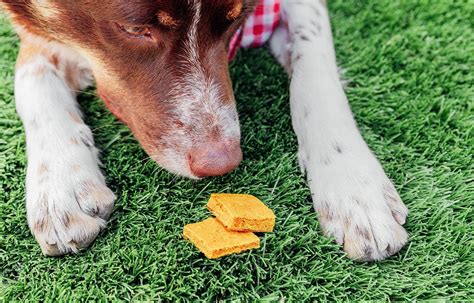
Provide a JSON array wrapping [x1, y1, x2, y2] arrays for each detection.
[[1, 0, 408, 261]]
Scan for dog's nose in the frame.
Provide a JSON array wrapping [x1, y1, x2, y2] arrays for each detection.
[[188, 141, 242, 178]]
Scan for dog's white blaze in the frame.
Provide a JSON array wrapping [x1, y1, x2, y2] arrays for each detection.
[[153, 0, 235, 178], [177, 0, 240, 139], [15, 40, 115, 256], [187, 0, 201, 67], [270, 0, 408, 261]]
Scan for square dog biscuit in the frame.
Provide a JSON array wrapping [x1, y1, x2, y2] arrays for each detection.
[[183, 218, 260, 259], [207, 193, 276, 232]]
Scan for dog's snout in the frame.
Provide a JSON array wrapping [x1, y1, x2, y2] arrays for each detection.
[[188, 141, 242, 178]]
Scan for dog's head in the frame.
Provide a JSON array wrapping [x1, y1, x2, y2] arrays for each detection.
[[4, 0, 258, 178]]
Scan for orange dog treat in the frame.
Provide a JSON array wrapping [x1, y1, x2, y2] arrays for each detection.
[[183, 218, 260, 259], [207, 193, 276, 232]]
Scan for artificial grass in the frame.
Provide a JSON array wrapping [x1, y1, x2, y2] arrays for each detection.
[[0, 0, 473, 301]]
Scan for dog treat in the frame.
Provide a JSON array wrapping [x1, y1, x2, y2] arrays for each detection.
[[183, 218, 260, 259], [207, 193, 276, 232]]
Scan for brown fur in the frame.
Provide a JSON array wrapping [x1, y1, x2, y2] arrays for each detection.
[[2, 0, 256, 169]]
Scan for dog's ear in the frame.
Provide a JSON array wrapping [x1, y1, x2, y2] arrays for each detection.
[[1, 0, 33, 14], [0, 1, 40, 34], [1, 1, 27, 15]]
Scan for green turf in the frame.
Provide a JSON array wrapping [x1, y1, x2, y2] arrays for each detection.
[[1, 0, 473, 301]]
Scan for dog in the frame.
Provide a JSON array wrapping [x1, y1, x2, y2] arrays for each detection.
[[1, 0, 408, 261]]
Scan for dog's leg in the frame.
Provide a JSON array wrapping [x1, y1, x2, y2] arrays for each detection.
[[270, 0, 408, 261], [15, 35, 115, 256]]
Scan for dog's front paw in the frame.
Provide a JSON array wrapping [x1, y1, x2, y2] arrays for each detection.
[[26, 160, 115, 256], [308, 153, 408, 261]]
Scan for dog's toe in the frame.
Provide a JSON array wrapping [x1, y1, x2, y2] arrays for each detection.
[[342, 217, 408, 262], [31, 197, 107, 256], [28, 174, 115, 256], [319, 206, 408, 262], [312, 157, 409, 261]]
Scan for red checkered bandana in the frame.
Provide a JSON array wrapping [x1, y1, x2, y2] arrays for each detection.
[[229, 0, 281, 60]]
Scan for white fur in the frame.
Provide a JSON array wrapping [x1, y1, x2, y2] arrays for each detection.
[[155, 0, 240, 178], [270, 0, 408, 261], [32, 0, 59, 19], [180, 0, 240, 140], [15, 40, 115, 256], [183, 0, 240, 140]]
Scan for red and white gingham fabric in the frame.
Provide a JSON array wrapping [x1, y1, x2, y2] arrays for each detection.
[[228, 0, 281, 60]]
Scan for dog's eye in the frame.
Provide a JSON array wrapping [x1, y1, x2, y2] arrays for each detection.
[[119, 24, 153, 39]]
